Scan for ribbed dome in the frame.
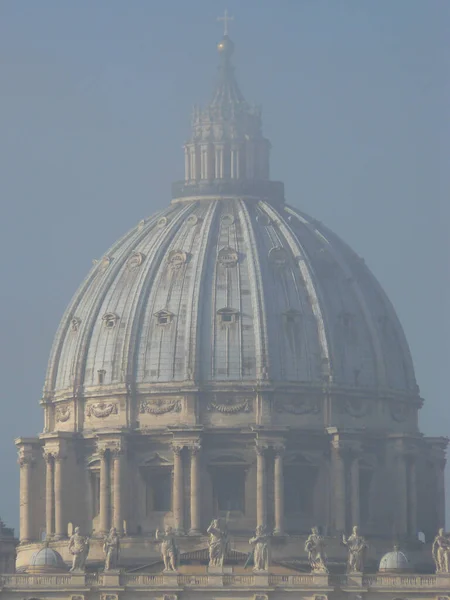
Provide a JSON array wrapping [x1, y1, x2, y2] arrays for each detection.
[[44, 198, 417, 400], [27, 545, 67, 573], [379, 546, 411, 573]]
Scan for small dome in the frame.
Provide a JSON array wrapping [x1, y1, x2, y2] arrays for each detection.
[[27, 545, 67, 573], [379, 546, 411, 573]]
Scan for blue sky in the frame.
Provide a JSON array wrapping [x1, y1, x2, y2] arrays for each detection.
[[0, 0, 449, 530]]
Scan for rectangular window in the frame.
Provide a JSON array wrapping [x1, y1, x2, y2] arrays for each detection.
[[213, 468, 245, 513], [145, 470, 172, 514], [284, 466, 317, 515]]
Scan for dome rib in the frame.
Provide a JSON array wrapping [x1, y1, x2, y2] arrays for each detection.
[[184, 201, 218, 382], [238, 199, 270, 381], [286, 206, 388, 389], [261, 202, 332, 383]]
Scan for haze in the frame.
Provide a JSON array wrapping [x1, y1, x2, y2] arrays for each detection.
[[0, 0, 448, 531]]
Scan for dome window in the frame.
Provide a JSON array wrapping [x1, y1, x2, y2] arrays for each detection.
[[102, 313, 119, 329], [71, 317, 81, 332], [283, 309, 301, 324], [155, 309, 174, 326], [217, 307, 239, 325], [218, 246, 239, 268], [97, 370, 106, 385]]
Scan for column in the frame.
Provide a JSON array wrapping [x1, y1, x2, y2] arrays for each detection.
[[44, 451, 55, 539], [190, 147, 197, 180], [350, 454, 360, 528], [256, 444, 267, 529], [408, 458, 417, 537], [172, 444, 184, 534], [112, 447, 123, 535], [436, 459, 446, 529], [395, 452, 408, 537], [54, 453, 65, 539], [273, 445, 285, 535], [184, 146, 190, 181], [331, 443, 347, 532], [99, 448, 110, 535], [189, 443, 201, 535], [18, 449, 33, 543]]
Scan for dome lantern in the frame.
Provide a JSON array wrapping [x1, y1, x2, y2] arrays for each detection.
[[172, 13, 283, 205]]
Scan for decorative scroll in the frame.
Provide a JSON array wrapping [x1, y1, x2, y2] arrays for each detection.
[[71, 317, 81, 332], [207, 396, 252, 414], [102, 313, 119, 329], [139, 398, 181, 415], [167, 250, 188, 271], [127, 252, 145, 270], [55, 405, 71, 422], [86, 402, 118, 418], [275, 397, 320, 415], [93, 256, 111, 274]]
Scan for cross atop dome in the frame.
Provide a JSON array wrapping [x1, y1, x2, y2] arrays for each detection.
[[217, 9, 234, 36]]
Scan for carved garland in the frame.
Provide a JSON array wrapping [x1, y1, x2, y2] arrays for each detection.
[[275, 397, 321, 415], [86, 402, 118, 418], [139, 398, 181, 415], [207, 398, 252, 414], [343, 398, 370, 418]]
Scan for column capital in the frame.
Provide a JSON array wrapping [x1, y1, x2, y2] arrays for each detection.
[[273, 443, 286, 457], [255, 442, 269, 456], [111, 441, 126, 458], [172, 442, 185, 456], [188, 442, 202, 456], [17, 448, 36, 468]]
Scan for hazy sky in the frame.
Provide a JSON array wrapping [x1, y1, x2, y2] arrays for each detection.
[[0, 0, 449, 531]]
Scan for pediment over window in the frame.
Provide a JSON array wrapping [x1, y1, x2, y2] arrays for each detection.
[[154, 309, 175, 326], [141, 452, 172, 467]]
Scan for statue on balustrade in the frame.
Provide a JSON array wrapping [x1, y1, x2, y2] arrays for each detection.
[[156, 525, 179, 572], [68, 527, 90, 572], [103, 527, 120, 571], [249, 525, 270, 572], [305, 527, 328, 573], [207, 519, 229, 567], [432, 528, 450, 573], [342, 526, 368, 572]]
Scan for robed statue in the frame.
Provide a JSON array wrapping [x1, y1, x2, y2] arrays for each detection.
[[68, 527, 90, 572], [207, 519, 229, 567], [342, 526, 368, 573], [156, 525, 179, 571], [432, 528, 450, 573], [103, 527, 120, 571], [249, 525, 270, 572], [305, 527, 328, 573]]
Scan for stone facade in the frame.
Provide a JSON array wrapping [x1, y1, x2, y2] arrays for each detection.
[[5, 26, 448, 600]]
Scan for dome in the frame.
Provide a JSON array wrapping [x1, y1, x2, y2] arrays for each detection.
[[44, 200, 416, 399], [41, 30, 419, 434], [379, 546, 412, 573], [27, 545, 67, 573]]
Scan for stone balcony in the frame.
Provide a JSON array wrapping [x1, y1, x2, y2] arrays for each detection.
[[1, 572, 449, 596]]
